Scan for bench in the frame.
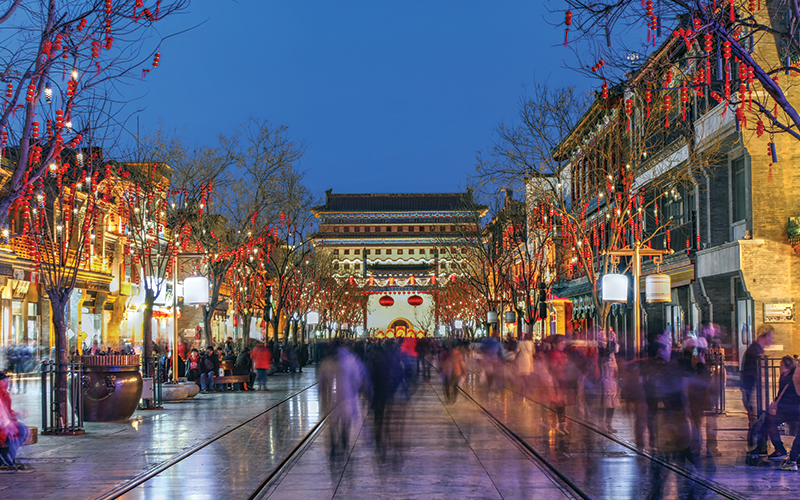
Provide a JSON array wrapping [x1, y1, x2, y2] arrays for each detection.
[[215, 361, 251, 390], [214, 375, 250, 386]]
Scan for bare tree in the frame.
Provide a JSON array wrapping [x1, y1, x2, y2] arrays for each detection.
[[477, 83, 720, 340], [118, 130, 230, 374], [18, 143, 114, 429], [0, 0, 188, 229], [557, 0, 800, 142]]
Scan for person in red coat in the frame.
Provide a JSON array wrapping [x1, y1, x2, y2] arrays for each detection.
[[251, 343, 273, 391], [547, 335, 573, 435], [0, 371, 30, 470]]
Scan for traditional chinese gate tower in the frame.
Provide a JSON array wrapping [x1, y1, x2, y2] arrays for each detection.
[[312, 190, 485, 336]]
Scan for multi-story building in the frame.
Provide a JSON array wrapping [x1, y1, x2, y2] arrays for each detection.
[[539, 15, 800, 366], [312, 190, 485, 336]]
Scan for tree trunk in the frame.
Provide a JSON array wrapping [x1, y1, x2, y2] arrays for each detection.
[[202, 305, 214, 347], [142, 288, 155, 377], [283, 317, 291, 341], [47, 292, 69, 430], [242, 312, 252, 346], [271, 315, 280, 343]]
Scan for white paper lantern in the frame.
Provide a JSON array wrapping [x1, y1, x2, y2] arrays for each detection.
[[487, 311, 498, 324], [602, 274, 629, 302], [505, 311, 517, 323], [454, 320, 463, 329], [306, 311, 319, 325], [646, 274, 671, 303], [183, 276, 209, 305]]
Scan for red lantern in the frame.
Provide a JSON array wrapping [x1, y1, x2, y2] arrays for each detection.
[[379, 295, 394, 307], [233, 316, 238, 327], [408, 295, 423, 306]]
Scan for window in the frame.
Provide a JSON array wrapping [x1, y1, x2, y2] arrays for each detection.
[[333, 263, 340, 270], [344, 226, 349, 233], [333, 249, 339, 255], [450, 225, 455, 232], [386, 249, 393, 255], [375, 249, 381, 255], [344, 263, 350, 270], [344, 249, 350, 255], [355, 249, 361, 255], [419, 248, 425, 254], [397, 226, 403, 232], [732, 157, 747, 222], [365, 249, 371, 255], [355, 263, 361, 270], [398, 249, 404, 255], [409, 249, 415, 255], [335, 227, 341, 233], [419, 226, 424, 232]]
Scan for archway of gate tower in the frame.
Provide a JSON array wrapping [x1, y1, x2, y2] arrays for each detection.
[[367, 292, 435, 336]]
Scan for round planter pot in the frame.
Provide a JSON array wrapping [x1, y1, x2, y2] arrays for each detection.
[[162, 384, 189, 402], [182, 382, 200, 399], [82, 365, 143, 422]]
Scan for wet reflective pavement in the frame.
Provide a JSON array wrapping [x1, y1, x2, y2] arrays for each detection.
[[264, 381, 573, 500], [3, 366, 799, 499], [2, 371, 319, 500]]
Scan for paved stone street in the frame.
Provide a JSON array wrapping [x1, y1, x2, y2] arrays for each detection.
[[3, 367, 799, 499]]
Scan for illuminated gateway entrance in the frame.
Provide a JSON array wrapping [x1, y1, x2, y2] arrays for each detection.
[[312, 190, 486, 336]]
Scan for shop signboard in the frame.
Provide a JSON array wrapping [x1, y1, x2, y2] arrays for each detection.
[[789, 217, 800, 252], [764, 303, 795, 323]]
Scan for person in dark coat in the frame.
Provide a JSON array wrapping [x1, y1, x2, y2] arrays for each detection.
[[200, 346, 219, 393], [235, 347, 255, 390], [741, 325, 774, 427], [764, 356, 800, 467]]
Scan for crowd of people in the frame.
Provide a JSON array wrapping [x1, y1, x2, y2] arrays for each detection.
[[1, 321, 798, 483], [160, 338, 311, 393], [0, 344, 36, 394]]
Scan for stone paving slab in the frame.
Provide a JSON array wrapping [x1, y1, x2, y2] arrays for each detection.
[[2, 371, 318, 500]]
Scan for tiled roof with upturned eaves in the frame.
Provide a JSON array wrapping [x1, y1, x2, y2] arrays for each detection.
[[314, 191, 485, 213]]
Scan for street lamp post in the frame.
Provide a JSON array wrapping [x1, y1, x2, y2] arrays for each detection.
[[604, 241, 672, 354], [171, 253, 207, 382]]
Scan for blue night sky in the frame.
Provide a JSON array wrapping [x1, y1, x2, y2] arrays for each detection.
[[135, 1, 587, 198]]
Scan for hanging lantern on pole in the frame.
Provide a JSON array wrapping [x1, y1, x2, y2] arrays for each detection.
[[646, 274, 671, 303], [602, 274, 629, 302], [184, 276, 210, 305], [505, 311, 516, 323], [487, 311, 498, 324]]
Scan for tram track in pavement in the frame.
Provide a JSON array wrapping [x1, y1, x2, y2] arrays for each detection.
[[94, 382, 320, 500], [424, 361, 591, 499], [456, 367, 746, 500], [428, 380, 591, 500], [494, 383, 745, 500]]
